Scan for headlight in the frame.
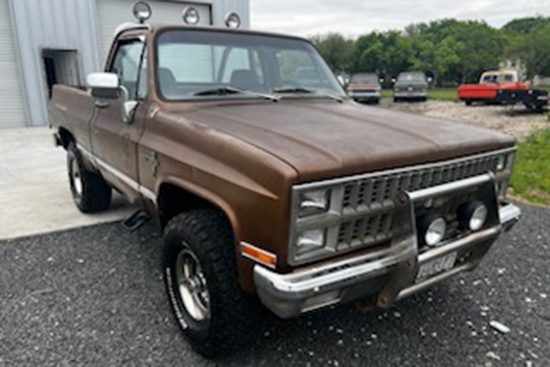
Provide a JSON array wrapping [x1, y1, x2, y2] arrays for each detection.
[[225, 12, 241, 28], [299, 189, 330, 217], [297, 229, 326, 251], [182, 6, 200, 24], [133, 2, 152, 23]]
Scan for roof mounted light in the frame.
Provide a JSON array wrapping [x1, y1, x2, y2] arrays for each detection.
[[133, 2, 152, 23], [182, 6, 200, 25], [225, 12, 241, 29]]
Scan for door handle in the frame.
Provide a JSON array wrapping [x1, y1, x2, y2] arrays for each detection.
[[94, 100, 109, 109]]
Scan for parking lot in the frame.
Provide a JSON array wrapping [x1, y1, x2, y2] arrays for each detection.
[[0, 203, 548, 366], [0, 101, 548, 366]]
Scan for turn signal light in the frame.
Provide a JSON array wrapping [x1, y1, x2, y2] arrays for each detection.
[[241, 242, 277, 268]]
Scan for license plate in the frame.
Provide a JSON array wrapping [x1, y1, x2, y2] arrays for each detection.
[[416, 252, 457, 280]]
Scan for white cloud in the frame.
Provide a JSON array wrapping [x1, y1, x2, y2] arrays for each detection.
[[250, 0, 550, 37]]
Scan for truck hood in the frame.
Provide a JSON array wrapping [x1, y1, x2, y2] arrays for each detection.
[[180, 100, 515, 182]]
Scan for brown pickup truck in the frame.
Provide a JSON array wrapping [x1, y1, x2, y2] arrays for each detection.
[[50, 18, 521, 358]]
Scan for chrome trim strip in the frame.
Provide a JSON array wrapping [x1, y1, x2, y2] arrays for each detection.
[[396, 263, 472, 300], [417, 226, 500, 264], [76, 144, 157, 202], [408, 173, 494, 202], [294, 147, 516, 190], [255, 244, 408, 295]]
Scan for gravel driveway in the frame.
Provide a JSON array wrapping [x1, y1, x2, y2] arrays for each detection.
[[0, 203, 548, 366], [380, 100, 549, 139]]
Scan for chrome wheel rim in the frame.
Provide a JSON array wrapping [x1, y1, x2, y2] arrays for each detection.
[[71, 159, 83, 196], [175, 248, 210, 321]]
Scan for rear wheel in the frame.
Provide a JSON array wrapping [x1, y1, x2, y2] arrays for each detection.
[[465, 99, 472, 106], [163, 209, 262, 358], [67, 143, 111, 213]]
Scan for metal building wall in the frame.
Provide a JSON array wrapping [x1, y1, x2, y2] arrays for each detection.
[[0, 0, 26, 128], [8, 0, 102, 127], [94, 0, 250, 65], [95, 0, 213, 66], [8, 0, 250, 127]]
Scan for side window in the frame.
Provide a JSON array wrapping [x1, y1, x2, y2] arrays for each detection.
[[110, 40, 146, 99]]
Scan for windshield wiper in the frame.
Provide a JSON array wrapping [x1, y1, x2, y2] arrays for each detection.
[[272, 87, 315, 94], [194, 86, 280, 101], [272, 87, 344, 102]]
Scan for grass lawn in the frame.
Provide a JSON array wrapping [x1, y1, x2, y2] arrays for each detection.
[[509, 128, 550, 205], [428, 88, 459, 102], [381, 88, 459, 102]]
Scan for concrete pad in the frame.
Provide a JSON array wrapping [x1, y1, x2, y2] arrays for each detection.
[[0, 127, 134, 240]]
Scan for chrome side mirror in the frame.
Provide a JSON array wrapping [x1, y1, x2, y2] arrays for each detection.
[[87, 72, 120, 99], [87, 72, 139, 124]]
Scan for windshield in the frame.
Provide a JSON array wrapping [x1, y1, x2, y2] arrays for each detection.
[[397, 72, 426, 83], [350, 74, 378, 83], [156, 29, 345, 101]]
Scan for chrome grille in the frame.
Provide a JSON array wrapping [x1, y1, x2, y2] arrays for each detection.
[[338, 154, 501, 249], [290, 148, 515, 265]]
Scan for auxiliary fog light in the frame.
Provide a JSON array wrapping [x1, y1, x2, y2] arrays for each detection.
[[225, 12, 241, 28], [133, 2, 152, 23], [297, 229, 325, 250], [419, 216, 447, 247], [459, 201, 488, 231], [182, 6, 200, 25]]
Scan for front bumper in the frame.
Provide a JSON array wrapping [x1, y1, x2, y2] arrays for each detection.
[[348, 91, 381, 100], [254, 175, 521, 319], [394, 90, 427, 98]]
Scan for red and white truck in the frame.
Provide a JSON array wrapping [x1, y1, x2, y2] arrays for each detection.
[[457, 70, 529, 105]]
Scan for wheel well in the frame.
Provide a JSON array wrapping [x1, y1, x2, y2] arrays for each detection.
[[157, 183, 226, 229], [58, 127, 75, 149]]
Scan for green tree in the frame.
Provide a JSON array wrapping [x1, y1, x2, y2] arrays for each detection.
[[310, 33, 354, 73], [502, 16, 550, 35], [509, 22, 550, 79]]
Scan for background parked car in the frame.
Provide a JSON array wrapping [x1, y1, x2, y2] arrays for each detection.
[[393, 71, 429, 102], [346, 72, 382, 104]]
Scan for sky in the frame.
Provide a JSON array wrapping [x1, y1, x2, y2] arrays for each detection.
[[250, 0, 550, 37]]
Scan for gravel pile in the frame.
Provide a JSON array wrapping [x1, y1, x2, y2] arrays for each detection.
[[380, 100, 549, 140]]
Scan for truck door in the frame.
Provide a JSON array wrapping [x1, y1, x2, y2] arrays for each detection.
[[90, 36, 148, 205]]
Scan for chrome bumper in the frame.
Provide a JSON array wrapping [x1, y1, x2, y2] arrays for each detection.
[[255, 186, 521, 318], [348, 91, 380, 99], [394, 91, 427, 98]]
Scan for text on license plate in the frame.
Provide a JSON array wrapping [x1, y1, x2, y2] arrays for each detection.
[[416, 252, 457, 280]]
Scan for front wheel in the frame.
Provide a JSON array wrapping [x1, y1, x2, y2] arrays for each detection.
[[67, 143, 111, 213], [163, 209, 262, 358]]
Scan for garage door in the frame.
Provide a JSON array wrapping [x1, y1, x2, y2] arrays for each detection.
[[96, 0, 212, 67], [0, 0, 26, 128]]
